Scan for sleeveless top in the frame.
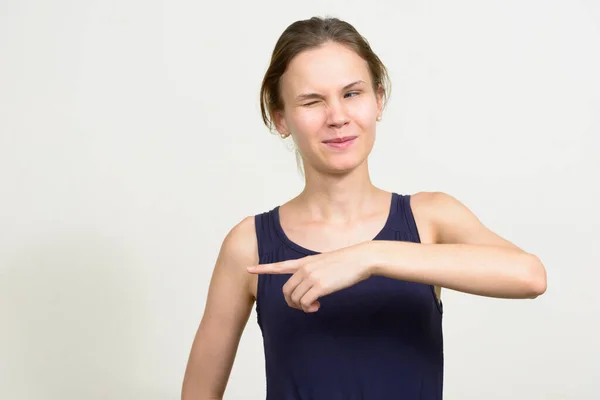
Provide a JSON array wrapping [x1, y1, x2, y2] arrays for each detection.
[[254, 193, 444, 400]]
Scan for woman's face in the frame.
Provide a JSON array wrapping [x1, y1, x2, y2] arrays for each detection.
[[275, 42, 383, 174]]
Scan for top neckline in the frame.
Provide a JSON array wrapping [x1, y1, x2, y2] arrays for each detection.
[[272, 192, 398, 256]]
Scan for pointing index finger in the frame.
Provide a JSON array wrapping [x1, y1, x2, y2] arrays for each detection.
[[247, 260, 298, 274]]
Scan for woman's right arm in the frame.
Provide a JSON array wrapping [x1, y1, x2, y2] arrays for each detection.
[[181, 216, 258, 400]]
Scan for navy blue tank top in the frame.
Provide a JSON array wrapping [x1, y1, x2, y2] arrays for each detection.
[[254, 193, 444, 400]]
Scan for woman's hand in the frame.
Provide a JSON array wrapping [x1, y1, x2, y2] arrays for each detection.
[[247, 242, 374, 312]]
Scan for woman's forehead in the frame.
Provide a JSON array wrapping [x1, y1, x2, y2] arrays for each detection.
[[282, 43, 371, 94]]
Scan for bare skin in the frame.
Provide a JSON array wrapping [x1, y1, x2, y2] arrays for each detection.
[[181, 190, 435, 399], [181, 216, 257, 400], [247, 189, 441, 301], [249, 191, 541, 313], [181, 190, 540, 398], [181, 42, 546, 399]]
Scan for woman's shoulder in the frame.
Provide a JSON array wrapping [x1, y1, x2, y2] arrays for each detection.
[[408, 190, 462, 212], [218, 216, 259, 273], [406, 191, 469, 244], [408, 190, 512, 247]]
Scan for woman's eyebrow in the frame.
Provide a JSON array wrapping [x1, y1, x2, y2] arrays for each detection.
[[295, 80, 366, 102]]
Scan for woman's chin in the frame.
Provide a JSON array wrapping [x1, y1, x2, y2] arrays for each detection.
[[323, 157, 366, 174]]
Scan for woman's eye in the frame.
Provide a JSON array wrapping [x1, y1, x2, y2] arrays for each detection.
[[303, 101, 319, 107], [344, 91, 360, 98]]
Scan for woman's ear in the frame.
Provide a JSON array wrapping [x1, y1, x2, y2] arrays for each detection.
[[273, 110, 290, 138], [376, 85, 384, 119]]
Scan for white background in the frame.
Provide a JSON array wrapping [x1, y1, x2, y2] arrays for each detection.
[[1, 0, 599, 399]]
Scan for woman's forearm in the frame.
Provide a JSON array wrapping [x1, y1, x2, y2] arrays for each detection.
[[367, 241, 547, 299]]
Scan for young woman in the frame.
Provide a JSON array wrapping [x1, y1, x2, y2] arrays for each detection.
[[181, 17, 547, 400]]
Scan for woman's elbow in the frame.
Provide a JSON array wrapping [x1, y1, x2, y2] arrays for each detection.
[[523, 253, 547, 298]]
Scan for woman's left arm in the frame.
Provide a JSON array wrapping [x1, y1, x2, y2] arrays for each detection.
[[369, 192, 547, 299]]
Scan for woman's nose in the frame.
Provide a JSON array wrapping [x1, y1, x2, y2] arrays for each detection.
[[326, 100, 350, 127]]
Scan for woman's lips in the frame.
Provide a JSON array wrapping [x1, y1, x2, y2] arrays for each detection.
[[322, 136, 358, 149]]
